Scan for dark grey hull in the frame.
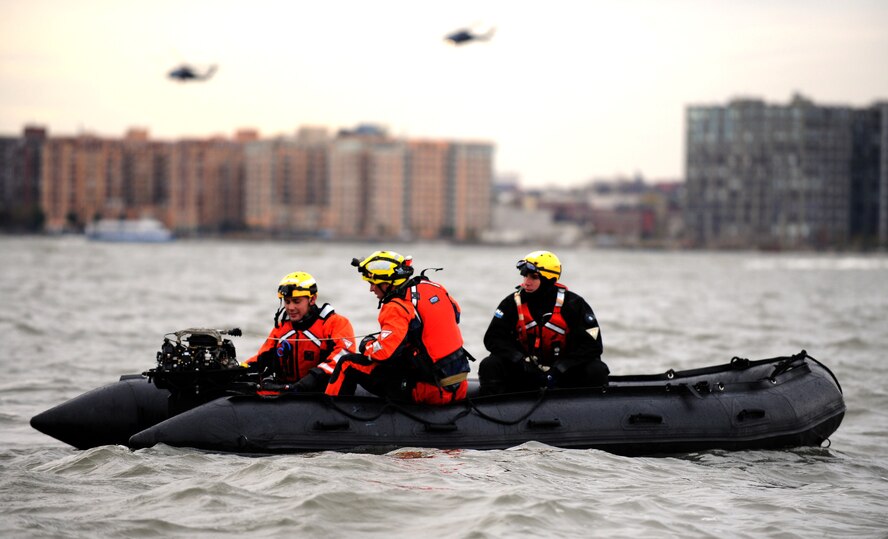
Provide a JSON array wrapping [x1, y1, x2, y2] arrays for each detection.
[[121, 352, 844, 456]]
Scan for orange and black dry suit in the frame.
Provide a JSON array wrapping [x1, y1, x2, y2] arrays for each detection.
[[247, 303, 356, 392], [479, 281, 607, 394], [326, 276, 470, 404]]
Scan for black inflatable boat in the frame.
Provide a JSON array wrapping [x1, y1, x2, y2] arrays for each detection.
[[31, 329, 845, 456]]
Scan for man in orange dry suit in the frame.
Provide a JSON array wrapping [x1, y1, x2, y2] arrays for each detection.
[[478, 250, 608, 395], [325, 250, 470, 405], [245, 271, 356, 393]]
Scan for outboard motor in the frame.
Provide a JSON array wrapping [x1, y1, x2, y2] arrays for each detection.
[[30, 327, 254, 450], [146, 328, 251, 412], [155, 327, 241, 372]]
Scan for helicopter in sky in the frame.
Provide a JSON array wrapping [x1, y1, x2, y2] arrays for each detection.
[[444, 26, 496, 45], [167, 64, 217, 82]]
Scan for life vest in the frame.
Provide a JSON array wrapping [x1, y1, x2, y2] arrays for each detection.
[[252, 304, 350, 383], [397, 278, 469, 400], [514, 283, 569, 366], [407, 279, 463, 360]]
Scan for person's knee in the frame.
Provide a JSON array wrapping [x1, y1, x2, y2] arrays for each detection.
[[478, 355, 507, 395], [478, 355, 497, 378], [586, 359, 609, 386], [340, 353, 372, 366]]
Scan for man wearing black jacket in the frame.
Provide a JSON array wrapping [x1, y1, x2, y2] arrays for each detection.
[[478, 250, 609, 395]]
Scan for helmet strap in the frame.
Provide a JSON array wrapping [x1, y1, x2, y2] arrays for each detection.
[[291, 304, 319, 329], [538, 277, 557, 291], [274, 299, 285, 328], [375, 282, 391, 309], [377, 281, 407, 308]]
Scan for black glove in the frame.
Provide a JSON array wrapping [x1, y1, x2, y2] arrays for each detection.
[[358, 333, 378, 354], [256, 348, 277, 378], [341, 352, 373, 367], [522, 355, 551, 374], [259, 377, 291, 392], [293, 368, 329, 393], [507, 349, 525, 364]]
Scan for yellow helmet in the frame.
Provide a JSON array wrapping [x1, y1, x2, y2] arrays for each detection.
[[352, 250, 414, 287], [516, 250, 562, 280], [277, 271, 318, 298]]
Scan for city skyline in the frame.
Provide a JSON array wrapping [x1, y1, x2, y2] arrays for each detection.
[[27, 127, 495, 241], [2, 0, 887, 187]]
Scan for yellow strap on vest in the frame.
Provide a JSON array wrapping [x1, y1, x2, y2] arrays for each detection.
[[438, 372, 468, 386]]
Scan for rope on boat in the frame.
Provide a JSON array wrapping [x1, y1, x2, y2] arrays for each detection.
[[322, 395, 473, 428], [802, 350, 843, 394], [211, 348, 846, 437], [320, 388, 552, 429], [163, 327, 380, 344], [242, 350, 839, 430], [262, 333, 378, 344], [465, 389, 549, 426]]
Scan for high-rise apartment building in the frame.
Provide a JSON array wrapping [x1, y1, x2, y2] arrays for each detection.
[[407, 140, 450, 239], [40, 130, 171, 231], [8, 124, 493, 240], [402, 139, 494, 241], [685, 94, 887, 249], [0, 126, 45, 229], [121, 129, 169, 221], [881, 103, 888, 244], [327, 136, 371, 238], [364, 140, 407, 239], [243, 129, 329, 235], [450, 142, 494, 241], [307, 128, 492, 240], [168, 138, 246, 233], [41, 134, 120, 231]]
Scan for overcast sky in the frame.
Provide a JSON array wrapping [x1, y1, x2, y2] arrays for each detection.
[[1, 0, 886, 187]]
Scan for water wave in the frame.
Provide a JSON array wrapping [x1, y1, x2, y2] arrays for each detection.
[[2, 239, 888, 538]]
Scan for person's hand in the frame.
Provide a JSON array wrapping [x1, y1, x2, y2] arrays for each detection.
[[523, 355, 550, 373], [256, 349, 277, 377], [358, 334, 378, 354], [507, 350, 525, 364], [293, 368, 329, 392], [259, 377, 290, 392]]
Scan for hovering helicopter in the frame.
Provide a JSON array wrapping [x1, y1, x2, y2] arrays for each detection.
[[444, 26, 496, 45], [168, 64, 217, 82]]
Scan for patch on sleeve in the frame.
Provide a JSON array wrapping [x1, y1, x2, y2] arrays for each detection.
[[587, 327, 600, 340], [494, 309, 504, 319], [379, 330, 392, 340]]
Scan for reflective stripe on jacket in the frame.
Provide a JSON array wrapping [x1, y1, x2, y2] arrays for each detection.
[[249, 303, 355, 382], [514, 283, 569, 366]]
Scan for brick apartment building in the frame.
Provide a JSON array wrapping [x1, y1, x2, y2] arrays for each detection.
[[1, 124, 493, 241]]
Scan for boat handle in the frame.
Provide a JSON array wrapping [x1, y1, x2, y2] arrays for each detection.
[[736, 409, 766, 422], [629, 413, 663, 425], [313, 419, 350, 431], [424, 423, 458, 433], [527, 418, 562, 429]]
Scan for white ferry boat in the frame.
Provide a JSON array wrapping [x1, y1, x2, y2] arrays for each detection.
[[85, 218, 173, 243]]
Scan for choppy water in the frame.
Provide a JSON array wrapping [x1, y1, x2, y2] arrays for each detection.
[[1, 236, 887, 538]]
